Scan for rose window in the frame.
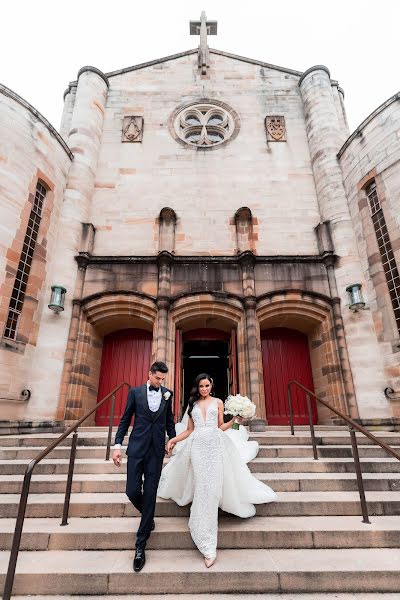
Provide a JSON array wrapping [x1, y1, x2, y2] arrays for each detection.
[[173, 103, 236, 148]]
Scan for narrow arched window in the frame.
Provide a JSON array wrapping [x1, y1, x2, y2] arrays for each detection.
[[234, 207, 253, 253], [158, 207, 177, 254], [4, 181, 47, 340], [366, 180, 400, 334]]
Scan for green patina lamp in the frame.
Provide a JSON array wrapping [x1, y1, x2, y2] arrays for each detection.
[[48, 285, 67, 313], [346, 283, 365, 311]]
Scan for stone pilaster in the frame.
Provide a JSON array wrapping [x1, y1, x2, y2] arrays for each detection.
[[238, 251, 264, 422], [300, 66, 388, 419], [155, 252, 173, 363]]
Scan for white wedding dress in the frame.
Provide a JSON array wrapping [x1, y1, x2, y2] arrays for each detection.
[[158, 398, 277, 559]]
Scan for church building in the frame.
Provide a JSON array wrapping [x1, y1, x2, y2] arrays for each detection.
[[1, 13, 400, 431]]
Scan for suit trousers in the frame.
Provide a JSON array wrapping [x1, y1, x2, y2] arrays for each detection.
[[126, 450, 164, 549]]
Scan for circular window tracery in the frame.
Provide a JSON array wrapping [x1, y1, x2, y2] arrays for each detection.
[[172, 101, 238, 148]]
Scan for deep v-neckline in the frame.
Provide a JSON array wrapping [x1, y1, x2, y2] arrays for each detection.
[[198, 398, 215, 425]]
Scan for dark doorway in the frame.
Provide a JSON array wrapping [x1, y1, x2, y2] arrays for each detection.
[[182, 339, 229, 412]]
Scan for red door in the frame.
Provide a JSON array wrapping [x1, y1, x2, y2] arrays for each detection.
[[95, 328, 152, 426], [261, 327, 316, 425]]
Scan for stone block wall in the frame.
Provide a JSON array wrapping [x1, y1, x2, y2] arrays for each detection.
[[85, 52, 320, 258], [339, 95, 400, 410], [0, 85, 71, 418]]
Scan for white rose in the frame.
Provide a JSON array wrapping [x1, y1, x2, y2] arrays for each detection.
[[164, 391, 171, 400]]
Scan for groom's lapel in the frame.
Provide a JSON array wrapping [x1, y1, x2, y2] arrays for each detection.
[[151, 386, 167, 422]]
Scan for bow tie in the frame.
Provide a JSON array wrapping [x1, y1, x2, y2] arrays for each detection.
[[148, 385, 160, 392]]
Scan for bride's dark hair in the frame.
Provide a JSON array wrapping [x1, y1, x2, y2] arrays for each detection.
[[187, 373, 214, 418]]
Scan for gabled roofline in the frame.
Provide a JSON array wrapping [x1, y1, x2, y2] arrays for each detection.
[[67, 47, 306, 89], [209, 48, 303, 77], [0, 83, 73, 160]]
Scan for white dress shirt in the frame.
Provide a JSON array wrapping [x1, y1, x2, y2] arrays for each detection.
[[114, 382, 162, 449]]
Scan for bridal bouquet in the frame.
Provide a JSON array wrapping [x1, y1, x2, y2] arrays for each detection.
[[224, 394, 256, 430]]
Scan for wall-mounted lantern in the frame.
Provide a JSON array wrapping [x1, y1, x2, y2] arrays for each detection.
[[48, 285, 67, 313], [346, 283, 365, 311]]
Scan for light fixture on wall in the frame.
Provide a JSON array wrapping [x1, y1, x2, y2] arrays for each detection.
[[346, 283, 366, 311], [48, 285, 67, 313]]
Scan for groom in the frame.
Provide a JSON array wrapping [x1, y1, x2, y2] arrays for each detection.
[[112, 361, 176, 572]]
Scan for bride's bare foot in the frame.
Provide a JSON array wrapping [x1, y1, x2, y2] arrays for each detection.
[[204, 556, 216, 568]]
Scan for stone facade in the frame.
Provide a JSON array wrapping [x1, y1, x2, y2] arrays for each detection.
[[0, 45, 399, 427], [0, 84, 72, 420], [339, 92, 400, 416]]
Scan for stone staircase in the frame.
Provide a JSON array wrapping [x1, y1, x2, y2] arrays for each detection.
[[1, 426, 400, 599]]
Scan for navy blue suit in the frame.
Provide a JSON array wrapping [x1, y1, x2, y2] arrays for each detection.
[[114, 384, 176, 549]]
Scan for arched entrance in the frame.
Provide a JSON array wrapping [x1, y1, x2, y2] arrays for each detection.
[[176, 328, 237, 414], [261, 327, 316, 425], [95, 328, 153, 426]]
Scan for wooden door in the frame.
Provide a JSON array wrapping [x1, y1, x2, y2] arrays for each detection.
[[95, 328, 152, 426], [261, 327, 316, 425]]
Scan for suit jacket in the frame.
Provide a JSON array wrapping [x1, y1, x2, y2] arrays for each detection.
[[114, 384, 176, 458]]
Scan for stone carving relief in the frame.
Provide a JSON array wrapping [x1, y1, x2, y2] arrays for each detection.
[[122, 116, 144, 142], [265, 116, 286, 142]]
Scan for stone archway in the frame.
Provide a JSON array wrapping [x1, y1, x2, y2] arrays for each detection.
[[166, 294, 258, 418], [257, 292, 349, 423], [57, 293, 156, 422]]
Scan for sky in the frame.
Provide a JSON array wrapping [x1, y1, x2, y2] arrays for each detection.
[[1, 0, 399, 133]]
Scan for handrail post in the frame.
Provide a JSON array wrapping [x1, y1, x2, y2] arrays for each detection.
[[3, 467, 33, 600], [3, 381, 130, 600], [306, 393, 318, 460], [349, 427, 370, 524], [287, 384, 294, 436], [61, 431, 78, 526], [105, 394, 116, 461]]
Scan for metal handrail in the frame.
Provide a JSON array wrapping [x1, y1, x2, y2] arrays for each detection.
[[3, 381, 130, 600], [287, 379, 400, 524]]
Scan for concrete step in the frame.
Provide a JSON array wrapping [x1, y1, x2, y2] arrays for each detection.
[[1, 548, 400, 594], [2, 431, 400, 447], [1, 491, 399, 518], [2, 457, 400, 476], [1, 516, 400, 551], [2, 471, 400, 494], [10, 595, 400, 600], [2, 444, 399, 460]]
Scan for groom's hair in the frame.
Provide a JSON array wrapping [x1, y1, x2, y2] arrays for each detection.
[[150, 361, 168, 374]]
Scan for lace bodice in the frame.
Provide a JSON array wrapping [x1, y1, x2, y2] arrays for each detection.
[[191, 399, 219, 429]]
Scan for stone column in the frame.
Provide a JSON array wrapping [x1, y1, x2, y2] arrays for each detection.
[[155, 252, 173, 363], [59, 86, 75, 142], [299, 66, 388, 420], [239, 251, 265, 424], [331, 83, 350, 143], [53, 67, 108, 419]]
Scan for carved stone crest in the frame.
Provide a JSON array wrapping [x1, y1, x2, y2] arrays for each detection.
[[122, 116, 144, 142], [265, 116, 286, 142]]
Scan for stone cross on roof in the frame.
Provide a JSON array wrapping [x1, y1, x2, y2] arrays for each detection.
[[190, 11, 217, 75]]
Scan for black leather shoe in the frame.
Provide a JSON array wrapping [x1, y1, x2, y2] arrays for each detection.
[[151, 520, 155, 531], [133, 548, 146, 572]]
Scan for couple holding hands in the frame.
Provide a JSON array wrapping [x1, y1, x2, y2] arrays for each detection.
[[113, 361, 276, 572]]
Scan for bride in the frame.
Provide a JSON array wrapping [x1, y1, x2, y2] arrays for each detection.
[[158, 373, 277, 568]]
